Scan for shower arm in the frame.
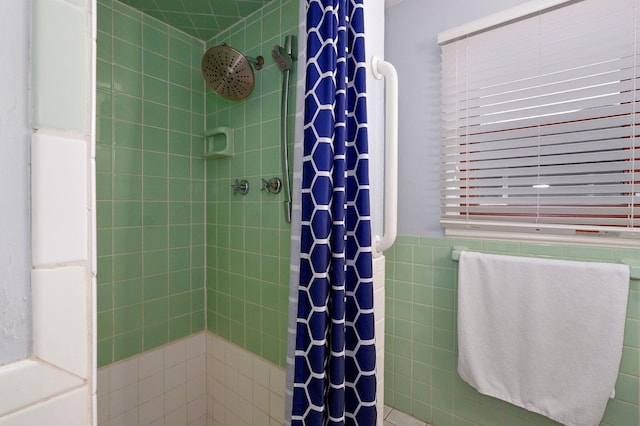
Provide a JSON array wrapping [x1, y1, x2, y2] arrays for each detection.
[[371, 56, 398, 257]]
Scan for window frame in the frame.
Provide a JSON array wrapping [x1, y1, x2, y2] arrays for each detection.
[[438, 0, 640, 245]]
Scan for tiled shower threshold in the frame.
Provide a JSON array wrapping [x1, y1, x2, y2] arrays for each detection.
[[384, 405, 432, 426]]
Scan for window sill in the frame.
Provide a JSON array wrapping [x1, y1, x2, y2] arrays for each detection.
[[443, 222, 640, 248]]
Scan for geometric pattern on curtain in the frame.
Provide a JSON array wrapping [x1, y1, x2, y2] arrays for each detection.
[[290, 0, 376, 424]]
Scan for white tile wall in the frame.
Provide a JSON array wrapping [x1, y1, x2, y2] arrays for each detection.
[[97, 330, 429, 426], [98, 333, 208, 426], [98, 331, 286, 426], [206, 333, 286, 426]]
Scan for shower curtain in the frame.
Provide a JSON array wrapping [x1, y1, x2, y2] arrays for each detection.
[[285, 0, 376, 424]]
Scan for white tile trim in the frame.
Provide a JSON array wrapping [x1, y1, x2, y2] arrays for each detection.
[[0, 384, 89, 426], [31, 133, 88, 266], [0, 360, 85, 418], [32, 266, 89, 377]]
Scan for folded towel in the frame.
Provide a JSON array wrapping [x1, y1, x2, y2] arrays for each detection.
[[457, 251, 629, 426]]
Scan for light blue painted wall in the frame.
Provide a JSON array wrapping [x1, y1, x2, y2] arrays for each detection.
[[0, 0, 31, 365], [385, 0, 530, 236]]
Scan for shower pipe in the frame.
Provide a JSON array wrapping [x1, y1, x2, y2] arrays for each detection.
[[371, 56, 399, 257], [272, 35, 297, 223]]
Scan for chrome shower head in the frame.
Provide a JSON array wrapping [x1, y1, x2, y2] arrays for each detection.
[[272, 35, 297, 72], [201, 43, 264, 100]]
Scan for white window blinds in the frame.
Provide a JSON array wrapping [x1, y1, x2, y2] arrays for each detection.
[[440, 0, 640, 239]]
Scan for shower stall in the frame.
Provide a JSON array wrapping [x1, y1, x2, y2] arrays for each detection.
[[96, 0, 394, 424]]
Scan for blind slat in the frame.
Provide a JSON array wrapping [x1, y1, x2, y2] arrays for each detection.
[[442, 104, 639, 136], [456, 73, 637, 113], [443, 130, 635, 157], [442, 161, 638, 179], [444, 181, 636, 194], [442, 42, 637, 95], [443, 115, 635, 144], [441, 172, 639, 187], [452, 91, 635, 127], [440, 217, 640, 228]]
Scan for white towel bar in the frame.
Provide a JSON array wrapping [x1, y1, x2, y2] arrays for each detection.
[[451, 246, 640, 279]]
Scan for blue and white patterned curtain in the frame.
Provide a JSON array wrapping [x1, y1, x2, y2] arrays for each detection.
[[289, 0, 376, 424]]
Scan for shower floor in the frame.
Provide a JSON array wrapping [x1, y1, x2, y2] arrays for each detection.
[[383, 406, 432, 426]]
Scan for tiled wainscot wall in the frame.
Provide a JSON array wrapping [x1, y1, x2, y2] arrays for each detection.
[[383, 235, 640, 426], [97, 332, 286, 425]]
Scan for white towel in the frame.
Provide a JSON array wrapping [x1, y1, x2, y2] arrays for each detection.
[[457, 251, 629, 426]]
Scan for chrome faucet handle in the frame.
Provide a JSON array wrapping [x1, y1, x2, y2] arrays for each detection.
[[261, 177, 282, 194], [231, 179, 250, 195]]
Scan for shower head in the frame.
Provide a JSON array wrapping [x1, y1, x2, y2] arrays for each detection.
[[201, 43, 264, 100], [272, 35, 297, 72]]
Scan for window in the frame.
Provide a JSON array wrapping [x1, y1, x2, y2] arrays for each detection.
[[439, 0, 640, 241]]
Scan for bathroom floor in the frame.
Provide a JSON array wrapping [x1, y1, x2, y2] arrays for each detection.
[[383, 406, 432, 426]]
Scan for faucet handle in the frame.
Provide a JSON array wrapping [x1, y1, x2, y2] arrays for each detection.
[[231, 179, 250, 195], [261, 177, 282, 194]]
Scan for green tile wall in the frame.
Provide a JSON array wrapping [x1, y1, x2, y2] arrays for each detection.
[[385, 235, 640, 426], [96, 0, 206, 367], [204, 0, 299, 367], [117, 0, 270, 41]]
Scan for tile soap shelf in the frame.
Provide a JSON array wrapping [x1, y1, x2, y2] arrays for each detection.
[[204, 126, 233, 159]]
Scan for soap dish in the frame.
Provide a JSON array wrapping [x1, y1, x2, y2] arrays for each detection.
[[204, 126, 233, 159]]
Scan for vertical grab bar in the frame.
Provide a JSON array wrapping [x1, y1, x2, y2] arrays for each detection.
[[371, 56, 398, 257]]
